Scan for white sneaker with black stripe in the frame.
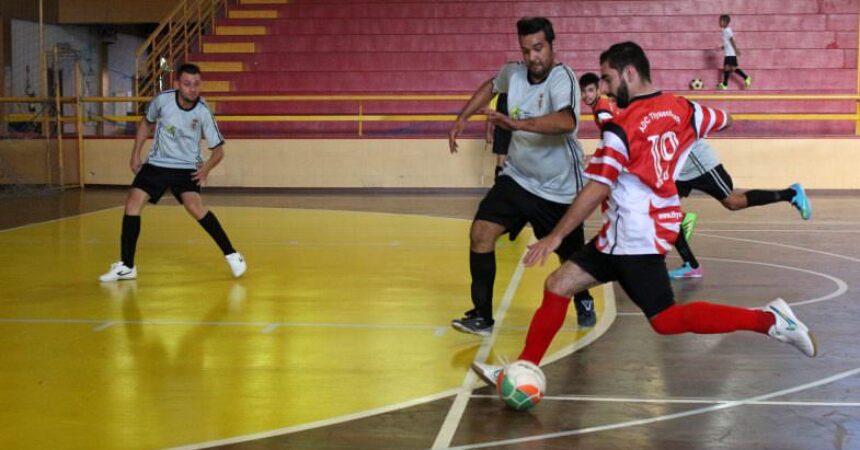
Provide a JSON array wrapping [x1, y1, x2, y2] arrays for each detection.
[[765, 298, 817, 357], [99, 262, 137, 282]]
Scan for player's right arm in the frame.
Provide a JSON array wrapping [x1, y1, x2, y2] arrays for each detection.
[[131, 95, 161, 173], [523, 180, 610, 267], [130, 119, 154, 174], [449, 78, 495, 154]]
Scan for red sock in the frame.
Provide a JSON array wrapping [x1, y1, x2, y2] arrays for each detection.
[[518, 289, 570, 365], [650, 302, 774, 335]]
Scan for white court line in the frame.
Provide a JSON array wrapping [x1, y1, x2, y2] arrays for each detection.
[[431, 241, 531, 449], [446, 366, 860, 450], [698, 228, 860, 233], [471, 394, 860, 407], [617, 255, 848, 316], [0, 317, 452, 332], [0, 205, 123, 233], [432, 278, 618, 448], [166, 388, 463, 450], [92, 321, 116, 332], [698, 232, 860, 264]]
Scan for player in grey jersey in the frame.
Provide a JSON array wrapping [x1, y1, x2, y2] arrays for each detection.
[[99, 63, 246, 282], [670, 139, 811, 278], [448, 17, 595, 336]]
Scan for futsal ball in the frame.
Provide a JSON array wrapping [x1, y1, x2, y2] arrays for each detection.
[[497, 360, 546, 411], [689, 78, 704, 90]]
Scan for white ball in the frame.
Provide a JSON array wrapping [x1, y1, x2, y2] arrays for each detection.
[[497, 360, 547, 411]]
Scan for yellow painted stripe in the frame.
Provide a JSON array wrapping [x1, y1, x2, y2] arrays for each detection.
[[227, 10, 279, 19], [216, 26, 267, 36], [203, 42, 256, 54], [201, 81, 232, 92], [240, 0, 287, 4], [7, 113, 855, 124], [192, 61, 244, 72], [199, 113, 860, 122]]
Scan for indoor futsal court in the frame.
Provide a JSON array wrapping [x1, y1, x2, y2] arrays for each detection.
[[2, 0, 860, 449], [2, 188, 860, 449]]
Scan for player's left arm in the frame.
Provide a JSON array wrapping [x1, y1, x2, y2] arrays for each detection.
[[192, 144, 223, 186], [193, 109, 226, 185], [489, 66, 579, 135], [488, 107, 575, 134], [729, 37, 740, 56]]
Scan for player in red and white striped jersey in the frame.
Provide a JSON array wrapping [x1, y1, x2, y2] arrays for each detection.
[[471, 43, 816, 383]]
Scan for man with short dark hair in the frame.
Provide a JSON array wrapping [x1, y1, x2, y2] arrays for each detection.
[[99, 63, 246, 282], [448, 17, 595, 336], [472, 42, 816, 385]]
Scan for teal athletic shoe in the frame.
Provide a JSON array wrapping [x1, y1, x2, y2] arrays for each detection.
[[789, 183, 811, 220]]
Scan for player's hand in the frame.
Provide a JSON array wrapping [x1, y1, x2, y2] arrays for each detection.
[[191, 168, 209, 186], [487, 110, 517, 131], [130, 157, 142, 174], [524, 234, 563, 267], [448, 119, 467, 154]]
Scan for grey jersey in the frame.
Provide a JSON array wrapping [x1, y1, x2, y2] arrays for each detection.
[[145, 90, 225, 170], [492, 62, 585, 204], [677, 139, 721, 181]]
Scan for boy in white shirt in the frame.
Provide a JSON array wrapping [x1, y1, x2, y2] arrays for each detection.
[[718, 14, 752, 90]]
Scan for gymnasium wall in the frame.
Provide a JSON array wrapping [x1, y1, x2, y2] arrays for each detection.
[[57, 0, 175, 24], [81, 137, 860, 190]]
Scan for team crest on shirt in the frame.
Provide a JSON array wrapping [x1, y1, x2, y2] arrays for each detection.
[[165, 124, 176, 136], [538, 93, 544, 109], [191, 119, 199, 130]]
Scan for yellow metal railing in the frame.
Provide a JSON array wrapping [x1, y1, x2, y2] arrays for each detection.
[[135, 0, 227, 98], [4, 93, 860, 134]]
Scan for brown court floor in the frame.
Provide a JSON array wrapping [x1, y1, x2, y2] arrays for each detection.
[[2, 187, 859, 450]]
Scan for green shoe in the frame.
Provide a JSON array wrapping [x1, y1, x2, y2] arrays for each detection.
[[744, 76, 752, 88], [681, 212, 698, 241], [717, 83, 727, 90]]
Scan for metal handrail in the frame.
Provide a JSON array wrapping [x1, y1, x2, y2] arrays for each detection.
[[134, 0, 227, 98]]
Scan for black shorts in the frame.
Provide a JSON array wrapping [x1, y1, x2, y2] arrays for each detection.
[[492, 93, 511, 156], [475, 175, 585, 259], [676, 164, 734, 200], [131, 163, 200, 204], [569, 239, 674, 318], [723, 56, 739, 67]]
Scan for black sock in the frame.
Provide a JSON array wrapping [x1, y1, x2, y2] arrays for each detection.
[[674, 231, 699, 268], [745, 189, 793, 207], [470, 250, 496, 324], [494, 166, 503, 179], [121, 214, 141, 268], [198, 211, 236, 255], [722, 70, 731, 84], [735, 68, 749, 79]]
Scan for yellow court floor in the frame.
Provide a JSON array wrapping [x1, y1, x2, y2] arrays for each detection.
[[0, 206, 610, 450]]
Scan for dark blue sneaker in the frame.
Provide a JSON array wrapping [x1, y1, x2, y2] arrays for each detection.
[[451, 316, 493, 337], [789, 183, 811, 220], [574, 296, 596, 328]]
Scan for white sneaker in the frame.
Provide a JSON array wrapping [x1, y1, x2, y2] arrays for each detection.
[[225, 252, 246, 278], [99, 262, 137, 282], [765, 298, 817, 357], [471, 361, 503, 387]]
